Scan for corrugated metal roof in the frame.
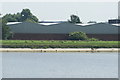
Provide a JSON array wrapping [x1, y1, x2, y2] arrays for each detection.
[[8, 22, 119, 34]]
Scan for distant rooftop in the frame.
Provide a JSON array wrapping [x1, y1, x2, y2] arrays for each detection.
[[108, 19, 120, 24], [76, 23, 96, 26], [6, 22, 98, 26], [7, 22, 22, 25], [8, 22, 119, 34], [7, 21, 120, 26], [39, 23, 59, 25], [39, 20, 67, 23]]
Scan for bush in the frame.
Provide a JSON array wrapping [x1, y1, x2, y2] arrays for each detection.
[[69, 32, 88, 40], [88, 38, 99, 41]]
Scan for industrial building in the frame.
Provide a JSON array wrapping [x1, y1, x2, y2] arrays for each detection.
[[7, 22, 119, 41]]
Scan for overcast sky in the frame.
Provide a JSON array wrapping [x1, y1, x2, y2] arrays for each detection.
[[1, 2, 118, 23]]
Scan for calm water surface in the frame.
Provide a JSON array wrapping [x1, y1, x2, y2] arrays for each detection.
[[2, 52, 118, 78], [0, 53, 2, 79]]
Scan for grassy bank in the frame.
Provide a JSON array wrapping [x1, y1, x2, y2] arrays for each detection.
[[1, 40, 119, 48]]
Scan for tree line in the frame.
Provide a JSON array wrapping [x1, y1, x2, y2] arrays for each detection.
[[2, 9, 39, 23], [1, 9, 39, 40], [1, 8, 84, 40]]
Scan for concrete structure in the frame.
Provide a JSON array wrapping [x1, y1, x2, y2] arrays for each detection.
[[7, 22, 119, 41]]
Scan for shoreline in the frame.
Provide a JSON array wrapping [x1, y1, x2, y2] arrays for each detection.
[[0, 48, 119, 52]]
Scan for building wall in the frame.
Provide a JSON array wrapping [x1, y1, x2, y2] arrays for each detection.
[[11, 33, 68, 40], [11, 33, 119, 41], [87, 34, 119, 41]]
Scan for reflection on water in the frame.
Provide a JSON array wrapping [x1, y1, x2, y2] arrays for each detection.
[[2, 52, 118, 78]]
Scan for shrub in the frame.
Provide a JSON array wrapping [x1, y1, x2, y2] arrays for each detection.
[[88, 38, 99, 41], [69, 32, 88, 40]]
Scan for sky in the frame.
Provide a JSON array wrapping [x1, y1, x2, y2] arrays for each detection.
[[118, 1, 120, 19], [1, 2, 118, 23]]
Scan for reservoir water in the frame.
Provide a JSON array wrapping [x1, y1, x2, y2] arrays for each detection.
[[1, 52, 118, 78], [0, 53, 2, 79]]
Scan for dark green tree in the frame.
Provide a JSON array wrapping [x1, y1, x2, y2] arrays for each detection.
[[69, 31, 88, 40], [3, 14, 17, 22], [14, 13, 21, 22], [21, 9, 38, 23], [21, 9, 31, 21], [1, 8, 39, 40], [1, 19, 13, 40], [2, 8, 39, 23], [68, 15, 82, 24]]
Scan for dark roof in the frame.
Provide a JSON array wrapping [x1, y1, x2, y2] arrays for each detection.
[[108, 19, 120, 24], [8, 22, 119, 34]]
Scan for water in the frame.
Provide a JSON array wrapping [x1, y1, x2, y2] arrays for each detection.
[[0, 53, 2, 79], [2, 52, 118, 78]]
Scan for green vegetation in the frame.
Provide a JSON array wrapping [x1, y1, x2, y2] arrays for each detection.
[[68, 14, 82, 23], [69, 32, 88, 40], [20, 9, 39, 23], [1, 40, 119, 48], [1, 8, 39, 40], [2, 8, 39, 23], [68, 32, 99, 41], [87, 38, 99, 41], [0, 19, 13, 40]]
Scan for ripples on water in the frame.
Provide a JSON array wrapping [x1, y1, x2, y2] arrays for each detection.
[[1, 52, 118, 78]]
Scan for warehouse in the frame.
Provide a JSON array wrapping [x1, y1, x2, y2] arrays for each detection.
[[7, 22, 119, 41]]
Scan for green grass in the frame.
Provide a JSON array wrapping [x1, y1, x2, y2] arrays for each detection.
[[1, 40, 119, 48]]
